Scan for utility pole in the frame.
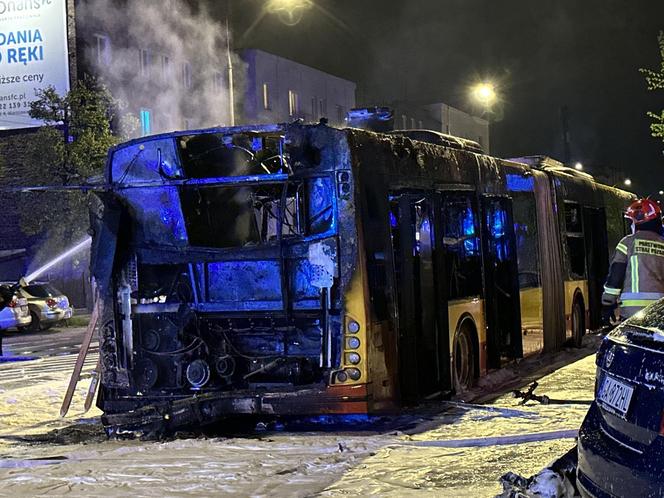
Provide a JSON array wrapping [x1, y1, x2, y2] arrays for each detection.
[[226, 1, 236, 126]]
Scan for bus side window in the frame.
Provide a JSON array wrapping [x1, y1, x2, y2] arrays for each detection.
[[564, 202, 586, 278], [441, 195, 482, 299], [512, 191, 541, 289]]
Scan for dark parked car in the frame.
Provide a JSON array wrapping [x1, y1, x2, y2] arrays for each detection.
[[578, 301, 664, 497]]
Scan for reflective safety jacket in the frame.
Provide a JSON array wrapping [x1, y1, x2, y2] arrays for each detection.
[[603, 230, 664, 317]]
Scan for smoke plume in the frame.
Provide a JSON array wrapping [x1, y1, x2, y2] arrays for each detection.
[[77, 0, 238, 134]]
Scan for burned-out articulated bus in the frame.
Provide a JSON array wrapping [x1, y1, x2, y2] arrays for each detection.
[[90, 122, 633, 434]]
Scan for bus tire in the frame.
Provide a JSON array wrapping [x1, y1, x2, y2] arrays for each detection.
[[453, 318, 477, 393], [571, 296, 585, 348]]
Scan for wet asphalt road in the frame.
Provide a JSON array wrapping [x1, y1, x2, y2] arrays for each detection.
[[1, 324, 95, 359]]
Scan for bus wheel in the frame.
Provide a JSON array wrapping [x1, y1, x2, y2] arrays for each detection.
[[572, 298, 585, 348], [453, 321, 476, 392]]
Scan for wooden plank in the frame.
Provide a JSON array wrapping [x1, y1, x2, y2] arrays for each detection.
[[60, 301, 100, 418], [83, 355, 102, 413]]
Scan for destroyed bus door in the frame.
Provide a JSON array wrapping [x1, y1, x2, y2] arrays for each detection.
[[583, 207, 609, 331], [481, 195, 523, 368], [389, 193, 451, 402]]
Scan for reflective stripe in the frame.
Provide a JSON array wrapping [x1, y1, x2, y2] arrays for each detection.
[[621, 299, 659, 308], [631, 255, 639, 292], [620, 292, 664, 300], [603, 286, 622, 296], [616, 243, 628, 255]]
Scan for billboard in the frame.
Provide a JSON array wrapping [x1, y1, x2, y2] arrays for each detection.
[[0, 0, 70, 130]]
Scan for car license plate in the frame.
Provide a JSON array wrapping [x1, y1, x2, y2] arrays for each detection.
[[64, 309, 72, 319], [598, 375, 634, 417], [17, 298, 27, 306]]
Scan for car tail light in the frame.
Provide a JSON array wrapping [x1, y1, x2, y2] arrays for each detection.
[[6, 298, 17, 308], [46, 298, 57, 308]]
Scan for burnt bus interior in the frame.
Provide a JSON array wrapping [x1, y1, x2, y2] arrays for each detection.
[[92, 125, 361, 432]]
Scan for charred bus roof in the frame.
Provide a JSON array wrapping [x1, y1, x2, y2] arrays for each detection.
[[388, 129, 485, 154], [108, 123, 286, 154]]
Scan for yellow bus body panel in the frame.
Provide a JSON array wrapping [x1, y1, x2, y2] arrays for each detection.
[[520, 287, 544, 356], [447, 297, 487, 375]]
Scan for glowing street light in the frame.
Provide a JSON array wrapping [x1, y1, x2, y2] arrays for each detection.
[[471, 82, 497, 107], [574, 162, 583, 171], [659, 190, 664, 195], [266, 0, 312, 26], [624, 178, 632, 187]]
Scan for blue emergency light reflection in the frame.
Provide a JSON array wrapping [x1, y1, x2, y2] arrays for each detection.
[[491, 209, 509, 261], [462, 207, 479, 255], [389, 210, 398, 228], [506, 174, 535, 192]]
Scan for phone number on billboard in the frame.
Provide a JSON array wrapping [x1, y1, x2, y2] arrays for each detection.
[[0, 101, 29, 110]]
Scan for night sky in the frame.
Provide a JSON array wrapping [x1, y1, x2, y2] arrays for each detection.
[[229, 0, 664, 194]]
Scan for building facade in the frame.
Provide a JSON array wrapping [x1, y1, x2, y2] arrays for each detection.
[[77, 5, 356, 135], [241, 49, 356, 127]]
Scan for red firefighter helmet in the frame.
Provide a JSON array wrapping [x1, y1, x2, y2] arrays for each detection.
[[625, 198, 662, 225]]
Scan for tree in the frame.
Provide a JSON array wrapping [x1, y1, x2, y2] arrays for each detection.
[[17, 76, 127, 259], [641, 31, 664, 142]]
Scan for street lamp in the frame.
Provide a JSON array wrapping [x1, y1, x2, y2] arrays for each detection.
[[624, 178, 632, 187], [574, 162, 583, 171], [659, 190, 664, 195], [266, 0, 312, 26], [471, 82, 497, 108]]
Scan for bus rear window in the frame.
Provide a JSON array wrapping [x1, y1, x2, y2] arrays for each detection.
[[180, 178, 335, 249], [177, 133, 286, 178]]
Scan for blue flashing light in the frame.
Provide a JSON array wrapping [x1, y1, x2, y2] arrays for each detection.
[[506, 174, 535, 192], [347, 107, 393, 122]]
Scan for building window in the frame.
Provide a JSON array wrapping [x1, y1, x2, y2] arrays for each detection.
[[93, 33, 111, 66], [212, 71, 224, 93], [319, 98, 327, 117], [311, 97, 317, 120], [411, 117, 416, 129], [401, 114, 407, 130], [288, 90, 299, 116], [139, 48, 151, 77], [182, 62, 192, 89], [262, 83, 270, 110], [336, 105, 345, 124], [161, 55, 171, 80], [419, 120, 423, 129], [140, 108, 152, 136]]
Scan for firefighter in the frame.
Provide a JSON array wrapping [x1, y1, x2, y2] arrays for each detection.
[[602, 198, 664, 323]]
